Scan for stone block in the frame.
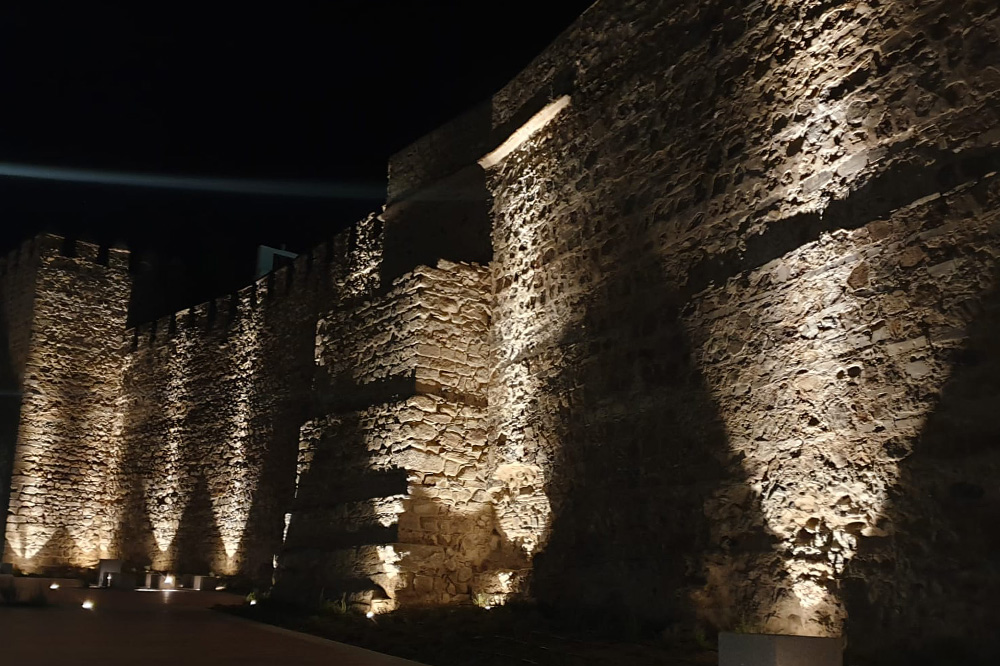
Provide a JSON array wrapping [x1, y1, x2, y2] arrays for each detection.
[[718, 633, 842, 666]]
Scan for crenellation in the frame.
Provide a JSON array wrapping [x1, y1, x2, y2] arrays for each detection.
[[135, 323, 152, 348], [153, 314, 172, 343], [107, 246, 130, 272], [33, 233, 62, 259], [74, 240, 100, 262]]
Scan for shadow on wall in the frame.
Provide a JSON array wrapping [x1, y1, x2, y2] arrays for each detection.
[[528, 246, 774, 635], [844, 269, 1000, 665], [276, 409, 408, 607], [232, 310, 314, 588], [395, 486, 512, 609], [172, 473, 226, 575], [112, 466, 157, 570], [0, 314, 20, 562]]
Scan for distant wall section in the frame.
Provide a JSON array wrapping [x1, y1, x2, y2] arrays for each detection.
[[113, 218, 382, 580], [3, 235, 131, 571]]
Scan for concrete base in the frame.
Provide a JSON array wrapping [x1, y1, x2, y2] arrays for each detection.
[[718, 632, 842, 666], [180, 574, 217, 591], [109, 572, 137, 589], [96, 559, 122, 587]]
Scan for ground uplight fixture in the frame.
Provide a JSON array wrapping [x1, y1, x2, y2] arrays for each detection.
[[366, 611, 375, 619], [81, 600, 94, 610], [249, 599, 257, 606], [49, 583, 60, 590]]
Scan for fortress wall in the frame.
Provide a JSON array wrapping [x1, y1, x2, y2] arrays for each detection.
[[3, 236, 131, 571], [278, 262, 493, 611], [0, 239, 43, 383], [112, 217, 382, 580], [479, 0, 1000, 654], [0, 239, 45, 547]]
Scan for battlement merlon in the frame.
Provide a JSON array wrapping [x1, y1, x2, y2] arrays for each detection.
[[4, 233, 132, 273]]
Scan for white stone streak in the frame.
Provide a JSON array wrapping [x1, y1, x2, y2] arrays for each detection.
[[479, 95, 571, 169]]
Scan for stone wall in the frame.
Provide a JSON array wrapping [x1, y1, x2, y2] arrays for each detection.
[[3, 235, 131, 571], [478, 0, 1000, 656], [112, 220, 381, 581], [0, 238, 43, 561], [2, 0, 999, 659], [278, 261, 494, 611]]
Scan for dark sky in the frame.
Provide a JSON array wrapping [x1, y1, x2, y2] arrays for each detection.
[[0, 2, 592, 321]]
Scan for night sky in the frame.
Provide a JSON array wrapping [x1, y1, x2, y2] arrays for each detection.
[[0, 2, 593, 322]]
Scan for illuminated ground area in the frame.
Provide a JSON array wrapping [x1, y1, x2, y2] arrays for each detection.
[[0, 587, 422, 666]]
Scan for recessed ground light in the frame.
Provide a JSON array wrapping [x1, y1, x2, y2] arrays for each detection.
[[49, 583, 60, 590], [81, 600, 94, 610]]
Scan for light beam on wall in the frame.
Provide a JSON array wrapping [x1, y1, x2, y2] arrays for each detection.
[[7, 375, 63, 568], [212, 288, 263, 572], [147, 328, 194, 566]]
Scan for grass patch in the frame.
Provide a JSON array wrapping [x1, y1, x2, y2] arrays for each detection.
[[0, 584, 50, 608], [222, 600, 716, 666]]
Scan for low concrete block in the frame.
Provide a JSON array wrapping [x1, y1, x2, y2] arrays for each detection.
[[186, 575, 217, 591], [97, 559, 123, 587], [109, 572, 137, 589], [718, 632, 842, 666]]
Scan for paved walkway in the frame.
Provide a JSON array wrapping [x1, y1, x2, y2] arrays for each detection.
[[0, 584, 426, 665]]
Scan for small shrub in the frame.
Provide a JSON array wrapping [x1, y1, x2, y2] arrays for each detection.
[[322, 593, 348, 615], [693, 627, 715, 651]]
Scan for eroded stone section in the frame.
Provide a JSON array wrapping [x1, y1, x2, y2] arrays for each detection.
[[316, 261, 490, 406], [279, 261, 495, 610]]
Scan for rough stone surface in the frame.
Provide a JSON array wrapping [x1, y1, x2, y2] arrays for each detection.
[[478, 0, 1000, 655], [2, 236, 131, 570], [278, 263, 494, 610], [3, 0, 1000, 660], [114, 220, 381, 579]]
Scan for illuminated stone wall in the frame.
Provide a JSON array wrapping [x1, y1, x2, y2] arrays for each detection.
[[113, 220, 381, 580], [475, 0, 1000, 655], [3, 0, 999, 657], [278, 261, 495, 610], [1, 235, 131, 571], [0, 239, 42, 547]]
